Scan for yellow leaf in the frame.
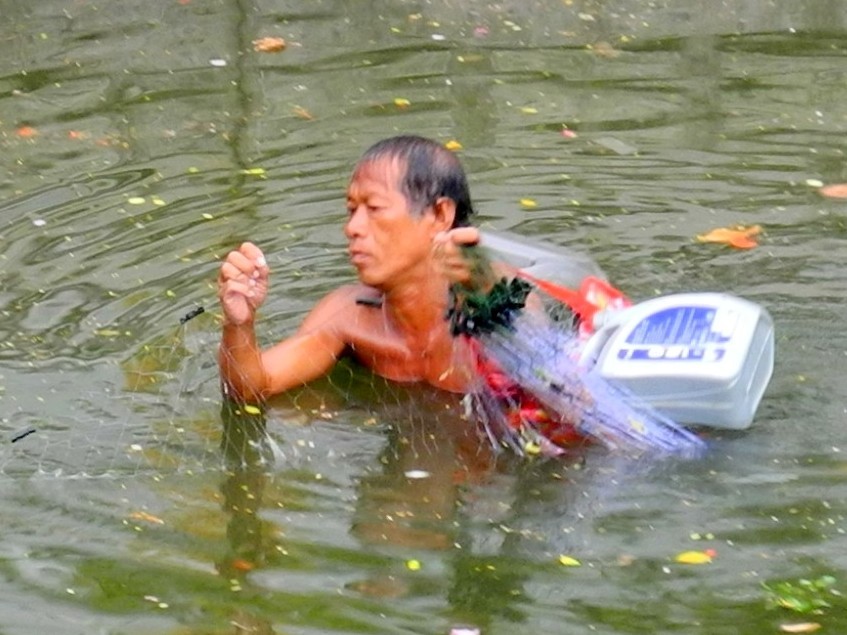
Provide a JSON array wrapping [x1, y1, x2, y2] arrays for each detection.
[[406, 559, 421, 571], [394, 98, 411, 108], [444, 139, 463, 151], [523, 440, 541, 455], [674, 550, 713, 564], [520, 198, 538, 208], [520, 106, 538, 114], [695, 224, 761, 249], [243, 404, 262, 415], [558, 555, 581, 567]]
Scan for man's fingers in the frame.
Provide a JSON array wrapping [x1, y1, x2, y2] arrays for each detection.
[[447, 227, 480, 247], [219, 260, 249, 282], [239, 242, 267, 269], [226, 250, 256, 274], [221, 279, 255, 298]]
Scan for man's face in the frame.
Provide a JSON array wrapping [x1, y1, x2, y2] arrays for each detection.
[[345, 157, 434, 289]]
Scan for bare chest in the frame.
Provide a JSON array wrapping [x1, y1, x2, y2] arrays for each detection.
[[343, 306, 474, 392]]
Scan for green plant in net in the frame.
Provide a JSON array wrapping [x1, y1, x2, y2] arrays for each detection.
[[446, 245, 532, 336], [447, 276, 533, 336], [762, 575, 839, 614]]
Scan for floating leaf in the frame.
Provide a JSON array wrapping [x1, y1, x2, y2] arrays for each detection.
[[16, 125, 38, 138], [558, 555, 581, 567], [444, 139, 463, 151], [252, 36, 286, 53], [520, 198, 537, 209], [674, 550, 713, 564], [243, 404, 262, 415], [819, 183, 847, 199], [394, 98, 411, 108], [129, 511, 165, 525], [293, 106, 314, 120], [780, 624, 822, 634], [520, 106, 538, 114], [588, 41, 620, 58], [763, 576, 836, 614], [127, 196, 146, 205], [696, 224, 761, 249], [406, 559, 421, 571], [231, 558, 255, 571]]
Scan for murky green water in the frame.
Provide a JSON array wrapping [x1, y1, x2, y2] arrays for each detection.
[[2, 1, 847, 633]]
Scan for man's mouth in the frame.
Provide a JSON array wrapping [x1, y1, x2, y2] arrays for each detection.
[[349, 250, 369, 265]]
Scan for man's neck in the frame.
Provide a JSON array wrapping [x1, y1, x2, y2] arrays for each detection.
[[382, 272, 451, 338]]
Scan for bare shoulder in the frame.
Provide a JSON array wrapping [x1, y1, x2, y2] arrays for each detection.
[[297, 283, 382, 332]]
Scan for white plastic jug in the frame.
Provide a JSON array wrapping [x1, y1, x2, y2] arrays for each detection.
[[581, 293, 775, 429]]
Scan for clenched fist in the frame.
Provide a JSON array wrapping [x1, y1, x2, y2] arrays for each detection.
[[217, 242, 270, 326]]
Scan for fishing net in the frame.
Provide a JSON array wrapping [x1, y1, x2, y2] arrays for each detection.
[[0, 240, 704, 481], [0, 300, 484, 480], [0, 305, 228, 478], [449, 247, 706, 459]]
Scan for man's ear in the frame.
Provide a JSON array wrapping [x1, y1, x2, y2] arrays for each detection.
[[430, 196, 456, 232]]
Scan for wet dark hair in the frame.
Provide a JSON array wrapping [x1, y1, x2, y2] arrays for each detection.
[[356, 135, 475, 227]]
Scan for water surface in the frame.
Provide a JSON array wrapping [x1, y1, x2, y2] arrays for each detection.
[[2, 1, 847, 633]]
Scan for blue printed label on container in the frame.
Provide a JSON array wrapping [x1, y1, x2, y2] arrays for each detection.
[[616, 305, 737, 362]]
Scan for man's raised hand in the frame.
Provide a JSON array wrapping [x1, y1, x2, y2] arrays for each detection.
[[432, 227, 481, 286], [218, 242, 270, 326]]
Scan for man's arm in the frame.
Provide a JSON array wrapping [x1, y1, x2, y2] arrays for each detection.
[[253, 287, 354, 397], [217, 242, 348, 402]]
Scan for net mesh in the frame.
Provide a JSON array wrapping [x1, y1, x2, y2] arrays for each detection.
[[0, 245, 704, 480], [0, 300, 493, 480]]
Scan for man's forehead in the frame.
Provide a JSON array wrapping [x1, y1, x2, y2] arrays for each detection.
[[350, 157, 404, 191]]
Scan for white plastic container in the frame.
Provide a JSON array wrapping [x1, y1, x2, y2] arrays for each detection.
[[582, 293, 775, 429], [481, 230, 606, 289]]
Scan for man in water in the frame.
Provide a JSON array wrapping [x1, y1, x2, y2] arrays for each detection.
[[218, 135, 481, 403]]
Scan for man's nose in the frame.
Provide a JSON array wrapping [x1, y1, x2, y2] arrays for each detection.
[[344, 206, 367, 238]]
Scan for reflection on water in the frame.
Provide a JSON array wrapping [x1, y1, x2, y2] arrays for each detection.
[[2, 0, 847, 633]]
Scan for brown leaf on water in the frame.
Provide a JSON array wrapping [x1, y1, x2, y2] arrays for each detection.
[[16, 125, 38, 138], [819, 183, 847, 199], [292, 106, 314, 120], [129, 511, 165, 525], [588, 41, 620, 58], [252, 37, 286, 53], [696, 224, 761, 249], [231, 558, 255, 572]]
